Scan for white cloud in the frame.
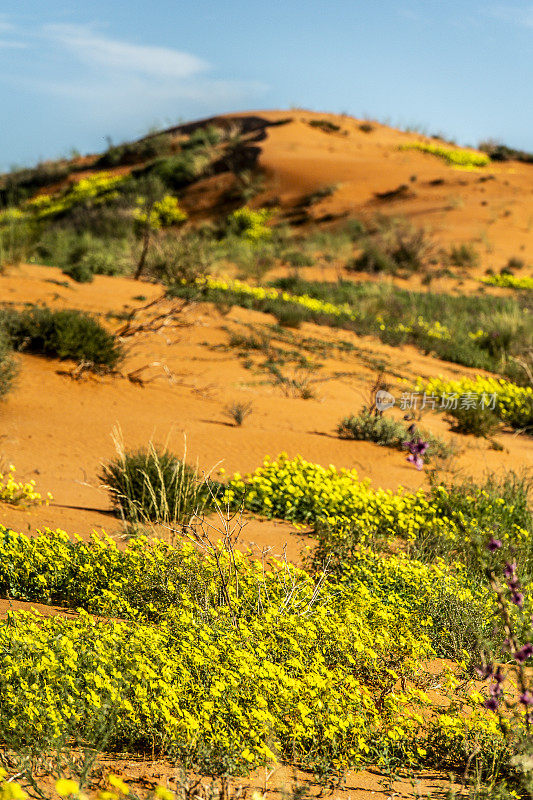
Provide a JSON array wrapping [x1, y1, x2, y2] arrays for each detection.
[[1, 22, 267, 126], [489, 4, 533, 27], [42, 23, 209, 80]]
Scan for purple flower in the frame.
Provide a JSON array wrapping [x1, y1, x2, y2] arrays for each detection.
[[520, 692, 533, 707], [487, 537, 502, 552], [512, 592, 525, 609], [403, 436, 429, 469], [504, 562, 517, 580], [406, 453, 424, 471], [484, 696, 500, 711], [515, 644, 533, 664]]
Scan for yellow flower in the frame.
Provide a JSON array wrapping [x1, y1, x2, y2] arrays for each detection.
[[108, 776, 129, 795], [154, 788, 174, 800], [55, 780, 80, 797]]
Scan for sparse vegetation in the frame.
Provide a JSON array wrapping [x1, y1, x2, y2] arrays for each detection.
[[176, 275, 533, 381], [347, 216, 435, 275], [308, 119, 341, 133], [337, 408, 453, 462], [448, 243, 480, 268], [0, 329, 16, 399], [223, 400, 253, 426], [479, 139, 533, 164]]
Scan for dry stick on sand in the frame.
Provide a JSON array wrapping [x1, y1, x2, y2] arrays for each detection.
[[126, 361, 178, 387], [168, 478, 331, 632], [116, 295, 193, 339]]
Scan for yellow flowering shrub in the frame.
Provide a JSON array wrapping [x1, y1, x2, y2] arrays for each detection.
[[0, 465, 51, 507], [399, 142, 490, 168], [226, 207, 273, 242], [23, 172, 126, 220], [482, 274, 533, 290], [133, 195, 187, 229], [415, 375, 533, 430]]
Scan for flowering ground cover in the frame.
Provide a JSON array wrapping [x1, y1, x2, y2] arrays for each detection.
[[0, 453, 532, 795]]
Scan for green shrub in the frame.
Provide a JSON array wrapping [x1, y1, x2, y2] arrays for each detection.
[[0, 330, 16, 398], [100, 442, 214, 524], [146, 232, 215, 286], [273, 304, 309, 328], [223, 400, 253, 426], [342, 218, 367, 240], [337, 409, 454, 462], [0, 307, 123, 369], [145, 151, 210, 190], [347, 242, 396, 274], [0, 208, 38, 267], [36, 228, 133, 276], [182, 124, 223, 149], [337, 410, 407, 446], [62, 261, 94, 283], [282, 249, 315, 268], [445, 403, 500, 437]]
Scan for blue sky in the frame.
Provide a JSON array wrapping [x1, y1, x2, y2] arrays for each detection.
[[0, 0, 532, 169]]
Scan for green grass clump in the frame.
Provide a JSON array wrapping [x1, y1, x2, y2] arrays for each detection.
[[399, 142, 490, 168], [100, 442, 214, 524], [448, 243, 479, 268], [0, 306, 123, 369]]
